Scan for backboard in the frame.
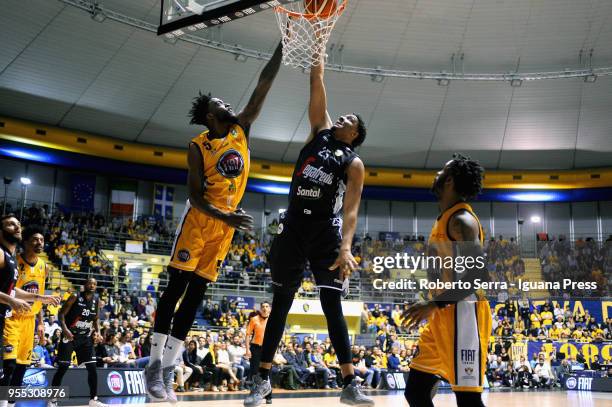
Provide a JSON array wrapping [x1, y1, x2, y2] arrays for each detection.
[[158, 0, 299, 38]]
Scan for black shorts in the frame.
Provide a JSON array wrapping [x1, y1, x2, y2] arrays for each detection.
[[57, 335, 95, 365], [269, 212, 348, 294]]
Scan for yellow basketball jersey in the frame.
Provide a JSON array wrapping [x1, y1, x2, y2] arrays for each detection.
[[427, 202, 484, 296], [191, 124, 250, 211], [16, 255, 46, 316]]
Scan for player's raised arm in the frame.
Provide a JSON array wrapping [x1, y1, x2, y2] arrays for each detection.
[[306, 53, 333, 144], [237, 41, 283, 134], [187, 143, 253, 231]]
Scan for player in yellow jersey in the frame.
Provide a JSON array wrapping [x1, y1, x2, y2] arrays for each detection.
[[403, 154, 491, 407], [0, 225, 59, 406], [145, 41, 284, 402]]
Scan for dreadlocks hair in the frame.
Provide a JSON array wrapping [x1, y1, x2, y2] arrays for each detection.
[[352, 113, 367, 148], [22, 224, 43, 242], [188, 91, 212, 126], [446, 153, 484, 200]]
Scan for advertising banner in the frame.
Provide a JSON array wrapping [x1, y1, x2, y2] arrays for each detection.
[[24, 368, 146, 397]]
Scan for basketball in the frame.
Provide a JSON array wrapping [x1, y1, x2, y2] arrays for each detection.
[[304, 0, 338, 17]]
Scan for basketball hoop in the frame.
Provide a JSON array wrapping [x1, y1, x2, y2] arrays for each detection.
[[274, 0, 347, 69]]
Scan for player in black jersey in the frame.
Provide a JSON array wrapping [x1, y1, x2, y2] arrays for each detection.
[[0, 215, 58, 383], [47, 278, 105, 407], [245, 53, 373, 407]]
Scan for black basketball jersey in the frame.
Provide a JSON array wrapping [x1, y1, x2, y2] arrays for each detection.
[[0, 244, 18, 318], [65, 291, 98, 338], [288, 129, 358, 219]]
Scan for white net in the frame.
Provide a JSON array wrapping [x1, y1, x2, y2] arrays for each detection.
[[274, 1, 347, 69]]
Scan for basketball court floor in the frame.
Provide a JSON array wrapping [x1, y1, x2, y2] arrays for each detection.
[[17, 390, 612, 407]]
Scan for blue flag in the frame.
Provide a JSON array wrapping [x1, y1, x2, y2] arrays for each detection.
[[70, 173, 96, 211]]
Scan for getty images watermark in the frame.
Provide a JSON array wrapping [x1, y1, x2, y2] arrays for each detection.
[[370, 251, 599, 296]]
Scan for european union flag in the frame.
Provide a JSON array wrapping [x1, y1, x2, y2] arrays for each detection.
[[70, 173, 96, 211]]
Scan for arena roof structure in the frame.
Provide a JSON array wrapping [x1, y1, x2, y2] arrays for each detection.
[[1, 0, 612, 169]]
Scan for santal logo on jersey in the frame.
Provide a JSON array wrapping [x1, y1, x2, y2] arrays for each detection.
[[296, 186, 321, 199], [216, 149, 244, 178]]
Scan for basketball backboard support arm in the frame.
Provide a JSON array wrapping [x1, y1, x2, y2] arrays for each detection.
[[158, 0, 299, 37]]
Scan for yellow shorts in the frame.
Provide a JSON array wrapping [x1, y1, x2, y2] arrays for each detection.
[[410, 298, 492, 392], [3, 314, 36, 364], [168, 201, 234, 282]]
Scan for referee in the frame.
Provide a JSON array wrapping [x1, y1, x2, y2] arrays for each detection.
[[246, 302, 271, 403]]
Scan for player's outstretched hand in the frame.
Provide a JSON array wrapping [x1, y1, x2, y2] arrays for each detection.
[[9, 297, 31, 314], [41, 295, 61, 305], [224, 209, 254, 231], [329, 248, 358, 280], [401, 301, 436, 330]]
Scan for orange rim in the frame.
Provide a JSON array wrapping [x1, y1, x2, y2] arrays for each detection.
[[274, 0, 347, 20]]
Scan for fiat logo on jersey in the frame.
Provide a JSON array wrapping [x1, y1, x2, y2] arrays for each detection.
[[107, 371, 124, 394], [216, 149, 244, 178]]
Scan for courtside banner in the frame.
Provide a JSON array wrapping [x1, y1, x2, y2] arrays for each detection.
[[379, 372, 489, 390], [563, 375, 612, 392], [24, 368, 146, 397]]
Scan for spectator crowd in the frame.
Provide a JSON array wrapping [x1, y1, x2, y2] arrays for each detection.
[[6, 203, 610, 393]]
